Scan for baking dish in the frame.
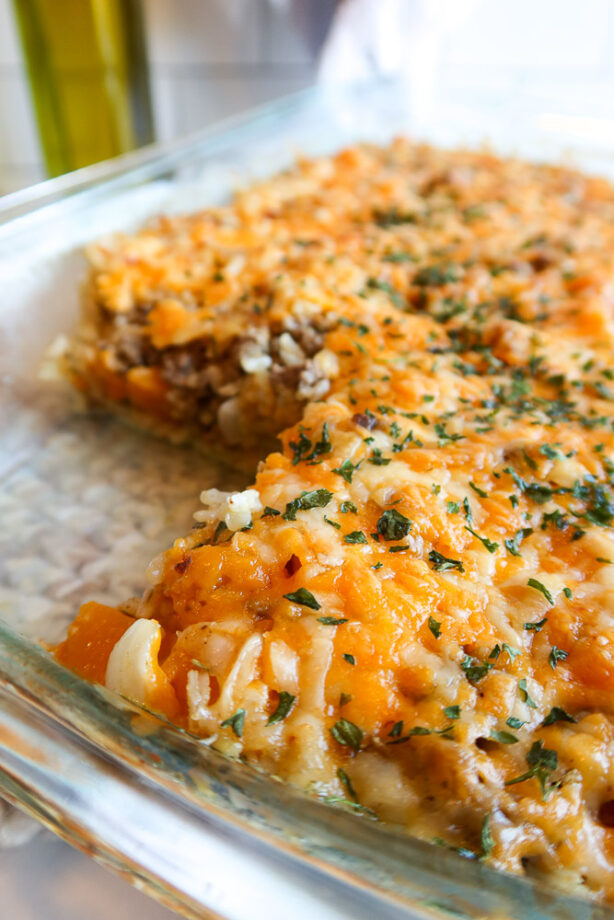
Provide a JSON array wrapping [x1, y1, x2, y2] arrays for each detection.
[[1, 79, 614, 920]]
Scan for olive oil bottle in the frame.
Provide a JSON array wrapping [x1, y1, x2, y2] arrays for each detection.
[[12, 0, 154, 177]]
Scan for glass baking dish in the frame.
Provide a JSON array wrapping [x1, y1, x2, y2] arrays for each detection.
[[1, 79, 614, 920]]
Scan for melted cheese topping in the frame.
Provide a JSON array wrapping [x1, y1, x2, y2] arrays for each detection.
[[56, 140, 614, 902]]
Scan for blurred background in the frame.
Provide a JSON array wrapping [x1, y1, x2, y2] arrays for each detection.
[[2, 0, 614, 196]]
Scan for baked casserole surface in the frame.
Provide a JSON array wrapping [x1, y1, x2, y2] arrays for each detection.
[[56, 140, 614, 901]]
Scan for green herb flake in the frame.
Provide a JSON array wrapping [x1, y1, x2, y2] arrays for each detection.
[[490, 729, 519, 744], [542, 706, 577, 727], [376, 508, 412, 541], [429, 549, 465, 573], [506, 716, 526, 729], [333, 459, 360, 484], [465, 526, 499, 553], [267, 691, 296, 725], [524, 617, 547, 632], [262, 506, 281, 517], [283, 488, 333, 521], [340, 500, 358, 514], [548, 646, 569, 669], [283, 587, 321, 610], [344, 530, 368, 544], [289, 431, 312, 465], [343, 653, 356, 666], [336, 767, 357, 802], [444, 705, 461, 720], [461, 655, 493, 682], [221, 708, 246, 738], [447, 501, 460, 514], [324, 516, 341, 529], [469, 481, 488, 499], [317, 615, 348, 626], [369, 448, 392, 466], [330, 718, 364, 752], [518, 678, 538, 708], [504, 527, 533, 556], [505, 739, 559, 799], [527, 578, 554, 605], [481, 813, 494, 859], [212, 520, 229, 544], [428, 616, 442, 639]]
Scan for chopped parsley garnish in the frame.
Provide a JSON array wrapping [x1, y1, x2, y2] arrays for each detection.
[[518, 678, 538, 708], [444, 705, 461, 720], [289, 430, 312, 465], [330, 718, 363, 751], [506, 716, 525, 729], [461, 655, 493, 682], [414, 263, 461, 287], [283, 488, 333, 520], [212, 520, 229, 544], [343, 653, 356, 665], [504, 527, 533, 556], [563, 586, 573, 599], [324, 516, 341, 529], [336, 767, 357, 802], [344, 530, 368, 544], [267, 691, 296, 725], [435, 422, 465, 443], [490, 730, 518, 744], [262, 506, 281, 517], [283, 588, 321, 610], [523, 617, 547, 632], [369, 448, 391, 465], [447, 501, 460, 514], [469, 481, 488, 499], [221, 708, 246, 738], [542, 706, 577, 727], [382, 251, 414, 262], [373, 207, 417, 227], [428, 616, 442, 638], [548, 646, 569, 669], [480, 813, 494, 859], [429, 549, 465, 573], [340, 501, 358, 514], [376, 508, 412, 540], [333, 459, 360, 483], [465, 526, 498, 553], [317, 615, 348, 625], [366, 277, 404, 308], [505, 739, 558, 799], [305, 422, 332, 461], [527, 578, 554, 605]]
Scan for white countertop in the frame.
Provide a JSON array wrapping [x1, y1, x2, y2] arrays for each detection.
[[0, 830, 179, 920]]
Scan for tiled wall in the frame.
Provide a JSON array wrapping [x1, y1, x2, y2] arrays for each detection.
[[1, 0, 614, 195]]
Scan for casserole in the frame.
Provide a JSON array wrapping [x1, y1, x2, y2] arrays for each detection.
[[1, 79, 614, 919]]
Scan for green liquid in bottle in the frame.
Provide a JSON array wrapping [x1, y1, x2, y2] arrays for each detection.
[[12, 0, 154, 177]]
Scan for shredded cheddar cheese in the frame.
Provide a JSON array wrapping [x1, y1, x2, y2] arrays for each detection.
[[55, 140, 614, 902]]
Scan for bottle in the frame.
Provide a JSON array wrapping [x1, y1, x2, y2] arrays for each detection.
[[12, 0, 154, 177]]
